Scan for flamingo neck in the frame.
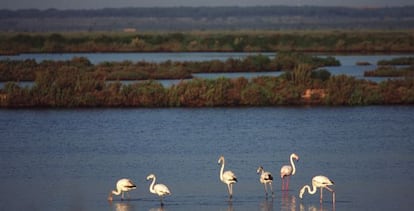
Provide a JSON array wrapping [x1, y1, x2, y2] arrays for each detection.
[[300, 185, 318, 198], [306, 184, 318, 194], [149, 177, 156, 194], [220, 159, 225, 181], [290, 155, 296, 175], [111, 189, 121, 196]]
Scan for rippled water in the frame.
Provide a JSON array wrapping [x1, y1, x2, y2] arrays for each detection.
[[0, 106, 413, 211]]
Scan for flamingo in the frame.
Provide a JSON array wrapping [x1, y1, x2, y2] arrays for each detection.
[[280, 153, 299, 190], [257, 166, 274, 197], [218, 155, 238, 199], [107, 178, 137, 201], [146, 174, 171, 206], [299, 175, 335, 204]]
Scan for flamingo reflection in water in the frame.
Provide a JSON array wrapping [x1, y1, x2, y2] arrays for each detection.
[[227, 201, 234, 211], [281, 191, 298, 211], [148, 206, 165, 211], [259, 198, 274, 211], [299, 202, 336, 211], [113, 202, 134, 211]]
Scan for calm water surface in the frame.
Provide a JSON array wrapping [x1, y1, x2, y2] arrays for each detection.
[[0, 52, 276, 63], [0, 106, 413, 211]]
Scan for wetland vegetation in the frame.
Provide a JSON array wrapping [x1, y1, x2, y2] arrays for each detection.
[[1, 61, 413, 108], [1, 30, 413, 108], [1, 30, 414, 55], [364, 57, 414, 77], [0, 53, 339, 81]]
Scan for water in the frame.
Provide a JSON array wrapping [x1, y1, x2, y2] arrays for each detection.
[[0, 52, 276, 64], [0, 106, 413, 211]]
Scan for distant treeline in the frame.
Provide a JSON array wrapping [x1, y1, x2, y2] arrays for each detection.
[[2, 6, 413, 19], [1, 64, 413, 108], [1, 31, 413, 55], [0, 53, 340, 81], [1, 6, 414, 31]]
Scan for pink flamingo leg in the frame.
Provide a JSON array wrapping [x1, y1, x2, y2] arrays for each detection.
[[320, 187, 323, 203], [325, 186, 335, 204], [286, 176, 290, 190]]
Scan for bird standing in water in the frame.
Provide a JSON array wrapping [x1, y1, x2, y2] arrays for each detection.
[[280, 153, 299, 190], [299, 175, 335, 204], [257, 166, 274, 197], [108, 178, 137, 201], [146, 174, 171, 206], [218, 155, 238, 199]]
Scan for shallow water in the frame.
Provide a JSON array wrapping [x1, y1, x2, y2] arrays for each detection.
[[0, 106, 413, 211]]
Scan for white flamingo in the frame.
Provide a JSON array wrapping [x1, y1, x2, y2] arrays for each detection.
[[218, 155, 238, 199], [299, 175, 335, 204], [280, 153, 299, 190], [257, 166, 274, 197], [107, 178, 137, 201], [146, 174, 171, 206]]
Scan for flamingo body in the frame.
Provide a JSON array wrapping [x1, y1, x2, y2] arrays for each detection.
[[146, 174, 171, 206], [108, 178, 137, 201], [299, 175, 335, 204], [218, 156, 237, 199], [222, 171, 238, 184], [153, 183, 171, 196], [280, 165, 293, 178]]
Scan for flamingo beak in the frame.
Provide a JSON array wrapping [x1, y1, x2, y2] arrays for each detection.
[[107, 194, 113, 201]]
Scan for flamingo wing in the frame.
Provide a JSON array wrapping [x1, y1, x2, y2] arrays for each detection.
[[118, 178, 137, 191], [262, 172, 273, 182], [154, 184, 171, 196], [223, 170, 238, 183], [313, 175, 334, 187]]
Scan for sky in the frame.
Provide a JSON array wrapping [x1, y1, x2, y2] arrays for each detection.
[[1, 0, 413, 10]]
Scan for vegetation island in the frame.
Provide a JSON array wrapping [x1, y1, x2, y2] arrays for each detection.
[[0, 6, 413, 108], [1, 52, 413, 108]]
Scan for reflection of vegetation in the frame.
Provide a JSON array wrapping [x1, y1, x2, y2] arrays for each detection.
[[0, 53, 339, 81], [1, 64, 413, 107], [1, 31, 414, 54]]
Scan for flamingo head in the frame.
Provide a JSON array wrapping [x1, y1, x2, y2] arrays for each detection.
[[107, 192, 113, 201], [299, 187, 305, 199], [291, 153, 299, 161], [256, 166, 263, 174], [218, 155, 224, 164], [146, 174, 155, 181]]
